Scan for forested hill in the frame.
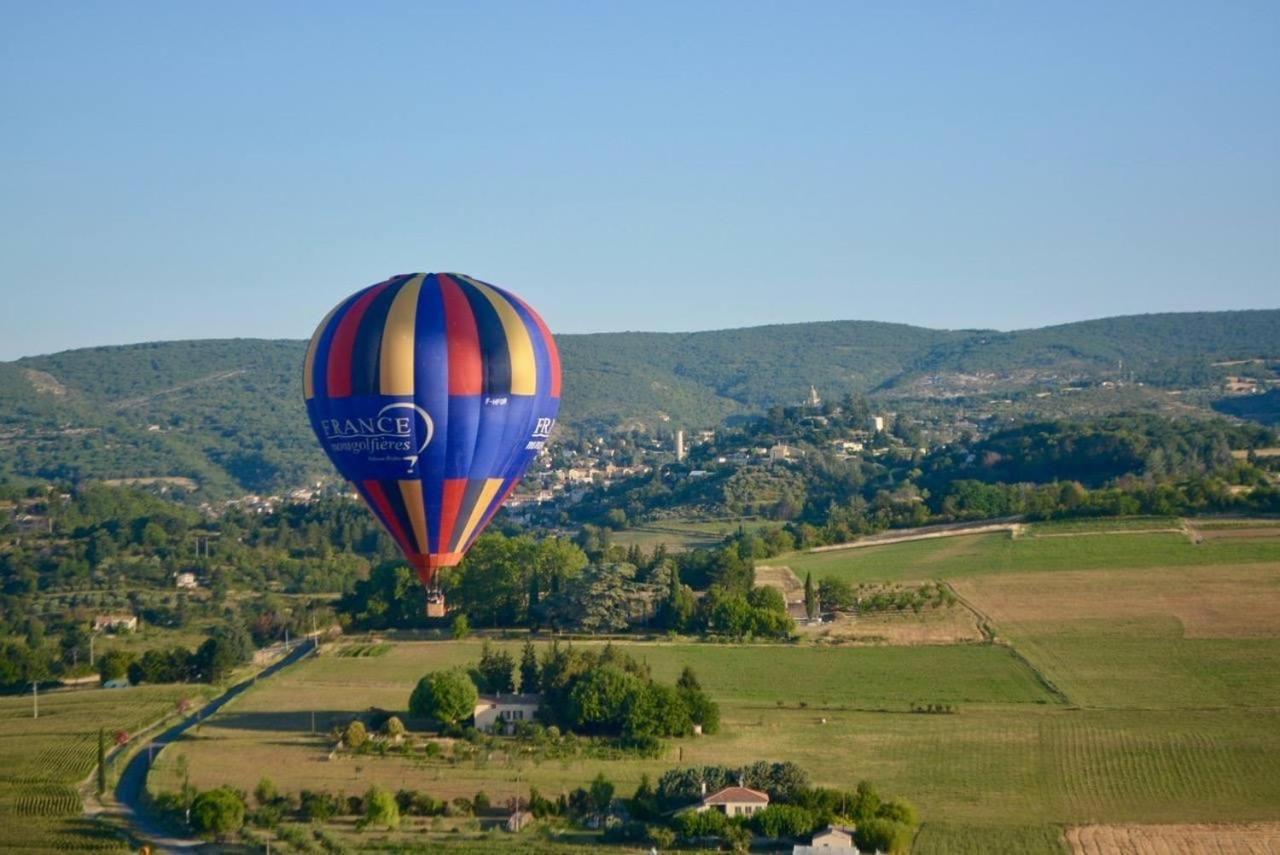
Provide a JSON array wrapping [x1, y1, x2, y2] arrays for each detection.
[[1, 309, 1277, 496]]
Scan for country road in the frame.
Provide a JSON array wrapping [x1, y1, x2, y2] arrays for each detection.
[[106, 638, 318, 853]]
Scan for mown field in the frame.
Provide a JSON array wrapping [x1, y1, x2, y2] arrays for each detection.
[[612, 517, 781, 552], [785, 526, 1280, 583], [150, 521, 1280, 854], [0, 684, 207, 853]]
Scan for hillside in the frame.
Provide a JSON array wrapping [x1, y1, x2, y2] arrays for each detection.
[[1, 310, 1277, 497]]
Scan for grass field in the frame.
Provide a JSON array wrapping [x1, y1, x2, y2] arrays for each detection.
[[784, 529, 1280, 583], [612, 517, 779, 552], [147, 522, 1280, 853], [0, 684, 207, 853]]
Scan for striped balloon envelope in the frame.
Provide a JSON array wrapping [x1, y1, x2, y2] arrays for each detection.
[[303, 273, 561, 594]]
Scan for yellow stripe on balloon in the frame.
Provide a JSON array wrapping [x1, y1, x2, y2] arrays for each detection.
[[398, 479, 429, 556], [303, 301, 343, 400], [456, 478, 503, 548], [379, 274, 424, 396], [457, 275, 537, 395]]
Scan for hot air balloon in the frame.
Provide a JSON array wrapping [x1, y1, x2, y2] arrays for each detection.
[[303, 273, 561, 616]]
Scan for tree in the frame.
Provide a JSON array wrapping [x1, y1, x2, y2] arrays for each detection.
[[409, 668, 478, 726], [589, 772, 615, 815], [97, 649, 134, 682], [362, 785, 400, 830], [475, 641, 516, 693], [190, 786, 245, 839], [817, 576, 856, 611], [450, 613, 471, 639], [96, 728, 106, 795], [519, 641, 540, 693], [568, 665, 640, 733], [381, 716, 406, 738], [804, 571, 817, 620], [850, 779, 881, 822]]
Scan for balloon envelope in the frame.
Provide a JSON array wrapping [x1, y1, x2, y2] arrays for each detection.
[[303, 273, 561, 587]]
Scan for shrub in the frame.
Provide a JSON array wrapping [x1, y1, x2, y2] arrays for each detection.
[[381, 715, 405, 738], [190, 786, 245, 839], [854, 818, 912, 853], [300, 789, 339, 821], [343, 720, 368, 750], [876, 797, 918, 827], [752, 804, 818, 839], [361, 785, 400, 831]]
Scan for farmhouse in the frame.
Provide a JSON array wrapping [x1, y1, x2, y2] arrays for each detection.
[[695, 785, 770, 817], [93, 614, 138, 633], [473, 693, 541, 734], [793, 825, 859, 854]]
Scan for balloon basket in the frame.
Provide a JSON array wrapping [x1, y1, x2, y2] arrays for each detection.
[[425, 591, 446, 618]]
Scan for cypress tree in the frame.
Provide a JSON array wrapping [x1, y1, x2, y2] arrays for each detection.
[[804, 571, 817, 621], [96, 727, 106, 795]]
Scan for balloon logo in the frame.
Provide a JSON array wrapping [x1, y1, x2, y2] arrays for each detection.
[[303, 273, 562, 607]]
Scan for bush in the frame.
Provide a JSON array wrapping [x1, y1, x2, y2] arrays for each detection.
[[190, 786, 245, 839], [361, 785, 400, 831], [381, 715, 405, 738], [673, 806, 729, 839], [752, 803, 818, 839], [854, 818, 912, 853], [451, 614, 470, 639], [647, 825, 677, 848], [300, 789, 339, 821], [473, 791, 491, 813], [876, 797, 918, 827], [343, 720, 368, 750]]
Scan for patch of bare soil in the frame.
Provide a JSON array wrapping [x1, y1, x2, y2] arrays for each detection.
[[24, 368, 68, 396], [102, 476, 199, 491], [1066, 822, 1280, 854], [805, 605, 984, 646], [954, 564, 1280, 639]]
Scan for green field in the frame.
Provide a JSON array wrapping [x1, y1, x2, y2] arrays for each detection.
[[147, 525, 1280, 853], [0, 684, 207, 853], [612, 517, 781, 552], [785, 529, 1280, 583]]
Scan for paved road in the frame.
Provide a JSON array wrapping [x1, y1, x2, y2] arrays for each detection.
[[110, 639, 318, 852]]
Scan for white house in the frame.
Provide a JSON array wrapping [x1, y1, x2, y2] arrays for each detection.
[[93, 614, 138, 633], [473, 693, 541, 734], [695, 785, 770, 818], [175, 572, 199, 590], [793, 825, 860, 854]]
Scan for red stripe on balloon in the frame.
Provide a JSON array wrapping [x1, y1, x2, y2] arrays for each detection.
[[326, 280, 394, 398], [437, 478, 468, 554], [438, 274, 483, 396], [361, 479, 417, 559]]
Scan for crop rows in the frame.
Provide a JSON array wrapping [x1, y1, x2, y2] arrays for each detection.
[[335, 642, 392, 658]]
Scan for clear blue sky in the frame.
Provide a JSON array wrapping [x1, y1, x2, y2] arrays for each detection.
[[2, 1, 1277, 360]]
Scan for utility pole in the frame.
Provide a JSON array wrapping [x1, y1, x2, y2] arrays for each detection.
[[31, 681, 38, 718]]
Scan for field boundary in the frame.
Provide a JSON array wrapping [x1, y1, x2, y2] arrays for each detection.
[[942, 581, 1072, 706], [807, 518, 1024, 553]]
